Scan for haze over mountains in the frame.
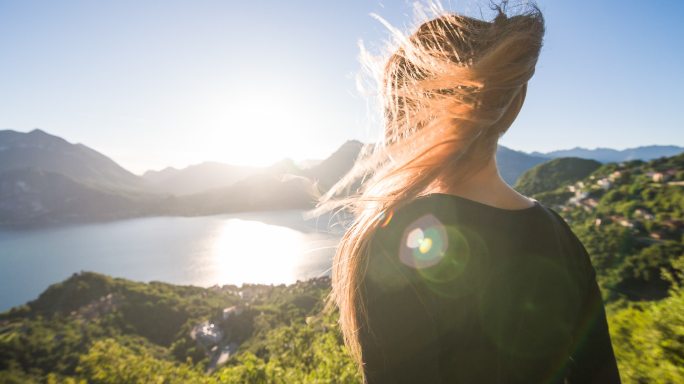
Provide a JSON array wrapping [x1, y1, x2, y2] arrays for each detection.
[[142, 163, 260, 196], [0, 128, 681, 227], [530, 146, 684, 163]]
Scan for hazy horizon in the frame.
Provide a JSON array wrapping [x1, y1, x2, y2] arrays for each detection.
[[1, 0, 682, 173], [3, 127, 683, 176]]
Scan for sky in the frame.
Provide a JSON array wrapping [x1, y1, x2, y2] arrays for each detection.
[[0, 0, 682, 174]]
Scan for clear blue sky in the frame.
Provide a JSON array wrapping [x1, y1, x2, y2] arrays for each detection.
[[1, 0, 682, 174]]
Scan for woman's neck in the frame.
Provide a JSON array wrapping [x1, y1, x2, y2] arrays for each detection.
[[423, 155, 536, 210]]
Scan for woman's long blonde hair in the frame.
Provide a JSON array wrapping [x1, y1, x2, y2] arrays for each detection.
[[310, 0, 544, 376]]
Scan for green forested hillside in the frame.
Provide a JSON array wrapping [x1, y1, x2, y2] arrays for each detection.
[[0, 273, 358, 383], [514, 157, 602, 195], [1, 153, 682, 383], [527, 152, 684, 382], [528, 153, 683, 300]]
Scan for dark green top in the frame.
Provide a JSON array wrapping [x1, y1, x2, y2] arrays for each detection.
[[359, 193, 621, 384]]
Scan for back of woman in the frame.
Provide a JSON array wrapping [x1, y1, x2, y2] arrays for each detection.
[[360, 193, 620, 383], [312, 1, 621, 382]]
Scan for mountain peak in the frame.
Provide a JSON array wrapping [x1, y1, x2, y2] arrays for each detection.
[[0, 128, 140, 190], [29, 128, 50, 136], [343, 139, 363, 147]]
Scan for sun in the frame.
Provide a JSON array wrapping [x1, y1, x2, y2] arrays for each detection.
[[187, 82, 319, 167]]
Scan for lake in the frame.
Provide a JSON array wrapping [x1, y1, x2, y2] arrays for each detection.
[[0, 210, 345, 311]]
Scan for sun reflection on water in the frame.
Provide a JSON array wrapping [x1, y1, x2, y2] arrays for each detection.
[[210, 219, 306, 286]]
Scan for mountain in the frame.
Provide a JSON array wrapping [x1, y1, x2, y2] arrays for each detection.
[[140, 166, 179, 184], [297, 142, 546, 189], [0, 129, 141, 190], [1, 128, 679, 228], [142, 162, 260, 196], [514, 157, 602, 195], [0, 168, 163, 227], [500, 144, 683, 186], [529, 145, 684, 163], [495, 145, 549, 185], [297, 158, 323, 169], [0, 168, 130, 226], [162, 145, 371, 216], [303, 140, 364, 191], [0, 131, 367, 226], [141, 141, 365, 199], [171, 159, 315, 215]]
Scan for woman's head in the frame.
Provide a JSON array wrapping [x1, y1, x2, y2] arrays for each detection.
[[312, 1, 544, 375], [381, 5, 544, 185]]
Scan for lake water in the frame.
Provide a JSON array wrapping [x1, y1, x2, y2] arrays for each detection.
[[0, 210, 345, 311]]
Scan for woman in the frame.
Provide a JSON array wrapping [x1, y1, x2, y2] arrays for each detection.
[[314, 2, 621, 383]]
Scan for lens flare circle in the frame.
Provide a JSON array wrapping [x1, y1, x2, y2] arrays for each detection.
[[418, 237, 433, 254], [406, 227, 424, 249], [400, 214, 448, 269]]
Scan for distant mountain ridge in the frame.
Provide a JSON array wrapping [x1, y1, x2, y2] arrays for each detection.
[[0, 128, 681, 227], [0, 129, 362, 226], [495, 146, 549, 185], [302, 140, 364, 191], [530, 145, 684, 163], [142, 162, 261, 196], [0, 129, 141, 190]]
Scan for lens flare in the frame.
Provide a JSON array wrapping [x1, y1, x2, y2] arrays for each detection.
[[418, 237, 433, 254], [406, 228, 424, 248], [399, 214, 448, 269], [379, 209, 394, 228]]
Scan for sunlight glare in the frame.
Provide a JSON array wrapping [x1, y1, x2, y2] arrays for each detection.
[[211, 218, 305, 285], [190, 84, 316, 167]]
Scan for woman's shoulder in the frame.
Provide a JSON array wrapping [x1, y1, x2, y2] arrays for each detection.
[[368, 194, 593, 277], [364, 196, 445, 289], [373, 194, 461, 233], [372, 192, 542, 240], [517, 200, 598, 284], [365, 195, 474, 292], [370, 195, 455, 258]]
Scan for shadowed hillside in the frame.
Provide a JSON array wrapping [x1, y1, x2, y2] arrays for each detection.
[[0, 129, 141, 190], [514, 157, 602, 195]]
